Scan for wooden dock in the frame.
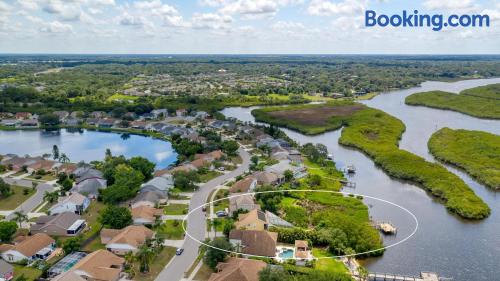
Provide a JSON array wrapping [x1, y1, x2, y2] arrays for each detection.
[[366, 272, 452, 281]]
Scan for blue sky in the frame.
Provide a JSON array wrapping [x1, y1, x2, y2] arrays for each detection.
[[0, 0, 499, 54]]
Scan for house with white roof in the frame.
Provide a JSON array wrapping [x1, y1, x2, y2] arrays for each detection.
[[49, 192, 90, 215]]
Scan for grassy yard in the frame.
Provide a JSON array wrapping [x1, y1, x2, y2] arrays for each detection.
[[312, 248, 349, 274], [134, 246, 176, 281], [164, 203, 189, 215], [13, 265, 42, 281], [156, 220, 185, 240], [212, 189, 229, 213], [198, 171, 223, 183], [193, 263, 214, 281], [0, 185, 35, 210]]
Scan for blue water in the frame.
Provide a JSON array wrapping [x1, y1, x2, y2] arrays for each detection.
[[0, 129, 177, 169], [279, 249, 294, 259]]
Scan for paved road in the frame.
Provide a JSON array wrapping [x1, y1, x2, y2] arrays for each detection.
[[4, 178, 57, 221], [155, 148, 250, 281]]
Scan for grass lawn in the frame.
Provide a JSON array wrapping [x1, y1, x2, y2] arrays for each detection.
[[164, 203, 189, 215], [13, 265, 42, 281], [82, 235, 106, 252], [107, 93, 139, 102], [134, 246, 176, 281], [80, 201, 106, 243], [169, 194, 191, 200], [312, 248, 349, 274], [212, 189, 229, 213], [26, 174, 56, 182], [193, 263, 214, 281], [11, 171, 27, 177], [198, 171, 223, 183], [156, 220, 185, 240], [0, 185, 35, 210]]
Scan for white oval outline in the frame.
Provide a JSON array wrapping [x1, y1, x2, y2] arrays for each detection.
[[181, 189, 419, 260]]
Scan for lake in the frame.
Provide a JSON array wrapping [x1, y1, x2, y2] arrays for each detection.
[[0, 129, 177, 169], [221, 78, 500, 281]]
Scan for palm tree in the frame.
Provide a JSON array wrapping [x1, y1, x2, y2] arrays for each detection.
[[59, 153, 70, 163], [136, 244, 154, 273], [344, 247, 356, 269], [12, 211, 28, 228], [124, 251, 135, 267], [43, 191, 59, 204], [52, 145, 59, 160]]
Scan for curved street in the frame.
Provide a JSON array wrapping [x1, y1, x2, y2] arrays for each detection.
[[155, 147, 251, 281]]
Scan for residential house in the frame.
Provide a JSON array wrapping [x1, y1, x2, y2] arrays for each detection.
[[53, 111, 70, 122], [130, 121, 148, 130], [141, 175, 174, 194], [176, 108, 187, 117], [265, 160, 306, 180], [65, 117, 81, 127], [229, 230, 278, 257], [195, 150, 225, 161], [131, 205, 162, 225], [31, 212, 86, 236], [294, 240, 313, 266], [131, 189, 167, 208], [53, 250, 124, 281], [235, 209, 268, 231], [270, 147, 289, 161], [89, 111, 106, 118], [47, 252, 87, 278], [56, 163, 78, 175], [0, 233, 55, 263], [27, 159, 56, 173], [49, 192, 90, 215], [148, 122, 167, 132], [229, 176, 257, 193], [85, 118, 99, 126], [15, 112, 31, 120], [72, 167, 107, 198], [100, 225, 154, 255], [151, 109, 168, 119], [0, 119, 17, 127], [195, 111, 209, 120], [140, 113, 154, 120], [229, 194, 259, 215], [208, 258, 267, 281], [253, 171, 283, 186], [210, 120, 236, 131], [20, 119, 38, 128], [97, 119, 116, 128], [0, 259, 13, 281]]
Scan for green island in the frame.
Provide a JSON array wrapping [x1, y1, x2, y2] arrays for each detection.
[[252, 102, 490, 219], [428, 128, 500, 190], [405, 84, 500, 119]]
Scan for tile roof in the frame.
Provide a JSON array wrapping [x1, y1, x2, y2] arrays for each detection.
[[208, 258, 267, 281], [3, 233, 54, 257], [69, 250, 124, 281], [101, 226, 154, 248], [131, 206, 162, 222], [229, 230, 277, 257], [229, 177, 256, 193], [31, 212, 82, 233]]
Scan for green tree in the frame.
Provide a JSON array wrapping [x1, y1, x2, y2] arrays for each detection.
[[99, 205, 133, 229], [129, 157, 156, 181], [251, 155, 259, 166], [0, 221, 18, 242], [203, 238, 233, 270], [284, 170, 294, 182], [136, 244, 155, 273], [12, 211, 28, 228], [43, 191, 59, 204], [255, 185, 282, 213], [62, 236, 82, 254], [173, 171, 200, 191], [0, 178, 11, 197], [221, 140, 239, 156], [60, 178, 73, 191], [100, 164, 144, 204], [59, 153, 70, 163], [259, 267, 292, 281], [39, 113, 60, 126], [52, 145, 59, 160]]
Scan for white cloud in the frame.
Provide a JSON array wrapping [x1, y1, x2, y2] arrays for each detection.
[[39, 21, 73, 33], [271, 21, 305, 31], [119, 12, 149, 27], [219, 0, 280, 16], [0, 2, 12, 13], [307, 0, 367, 16], [423, 0, 476, 11], [192, 13, 233, 29], [17, 0, 38, 11]]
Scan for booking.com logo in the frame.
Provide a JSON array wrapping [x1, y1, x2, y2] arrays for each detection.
[[365, 10, 490, 31]]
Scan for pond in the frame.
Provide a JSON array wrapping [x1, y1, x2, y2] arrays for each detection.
[[221, 78, 500, 281], [0, 129, 177, 169]]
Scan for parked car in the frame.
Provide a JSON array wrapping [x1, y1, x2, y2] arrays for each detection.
[[176, 248, 184, 255], [216, 210, 227, 217]]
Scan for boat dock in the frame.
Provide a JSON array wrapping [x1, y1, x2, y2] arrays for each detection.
[[340, 179, 356, 188], [345, 165, 356, 174], [366, 271, 452, 281]]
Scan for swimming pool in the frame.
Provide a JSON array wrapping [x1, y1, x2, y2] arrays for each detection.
[[278, 248, 294, 259]]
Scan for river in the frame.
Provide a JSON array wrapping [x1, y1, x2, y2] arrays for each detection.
[[0, 129, 177, 169], [221, 78, 500, 281]]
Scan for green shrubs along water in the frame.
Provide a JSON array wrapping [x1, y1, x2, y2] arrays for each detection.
[[405, 84, 500, 119], [252, 102, 490, 219], [428, 128, 500, 190]]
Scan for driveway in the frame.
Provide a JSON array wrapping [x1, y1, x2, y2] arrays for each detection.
[[155, 148, 250, 281]]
